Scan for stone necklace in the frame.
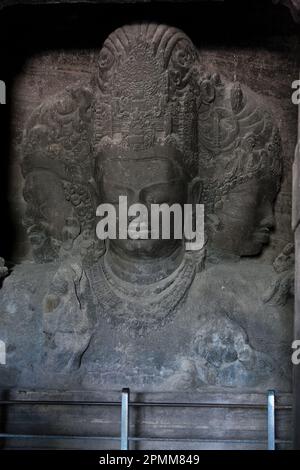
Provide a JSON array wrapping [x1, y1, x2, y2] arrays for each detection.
[[86, 250, 196, 333]]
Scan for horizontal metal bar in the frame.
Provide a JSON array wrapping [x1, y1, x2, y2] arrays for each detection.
[[0, 400, 121, 406], [129, 437, 292, 445], [0, 400, 292, 410], [0, 434, 119, 441], [0, 434, 292, 445]]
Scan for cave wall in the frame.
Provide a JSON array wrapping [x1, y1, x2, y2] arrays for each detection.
[[0, 0, 298, 450]]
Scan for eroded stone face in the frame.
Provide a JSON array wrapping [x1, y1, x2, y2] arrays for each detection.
[[211, 177, 278, 256], [199, 81, 283, 258], [97, 145, 188, 259]]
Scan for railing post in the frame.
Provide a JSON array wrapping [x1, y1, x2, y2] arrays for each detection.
[[121, 388, 130, 450], [267, 390, 276, 450]]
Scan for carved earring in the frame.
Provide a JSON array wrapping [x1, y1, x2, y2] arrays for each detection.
[[187, 177, 203, 234], [187, 177, 203, 207], [186, 177, 207, 263]]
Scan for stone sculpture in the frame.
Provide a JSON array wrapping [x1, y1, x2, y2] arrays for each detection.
[[22, 84, 104, 263], [0, 23, 293, 392], [199, 79, 282, 257]]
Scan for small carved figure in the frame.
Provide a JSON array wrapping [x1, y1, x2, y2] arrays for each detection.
[[263, 243, 295, 306]]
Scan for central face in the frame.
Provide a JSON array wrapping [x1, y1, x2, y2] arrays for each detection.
[[98, 147, 188, 259]]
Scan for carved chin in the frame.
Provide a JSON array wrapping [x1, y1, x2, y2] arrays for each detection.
[[212, 225, 271, 257], [110, 238, 171, 257], [240, 237, 269, 257]]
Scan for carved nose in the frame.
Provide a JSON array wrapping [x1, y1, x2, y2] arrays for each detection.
[[260, 213, 275, 230], [259, 200, 275, 229]]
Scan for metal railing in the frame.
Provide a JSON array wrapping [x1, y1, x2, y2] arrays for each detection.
[[0, 389, 291, 450]]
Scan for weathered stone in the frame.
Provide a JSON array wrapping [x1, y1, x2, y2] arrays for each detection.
[[0, 24, 294, 396]]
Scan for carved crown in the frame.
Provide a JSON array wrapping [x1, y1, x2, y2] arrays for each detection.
[[94, 23, 201, 177]]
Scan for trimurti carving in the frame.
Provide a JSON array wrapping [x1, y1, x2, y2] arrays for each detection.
[[0, 23, 293, 393]]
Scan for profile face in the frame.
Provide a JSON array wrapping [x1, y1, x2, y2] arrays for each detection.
[[211, 178, 278, 256], [24, 171, 74, 259], [98, 146, 188, 259]]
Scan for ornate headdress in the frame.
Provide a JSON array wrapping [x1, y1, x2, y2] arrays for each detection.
[[21, 85, 100, 262], [200, 81, 283, 210], [94, 23, 201, 177]]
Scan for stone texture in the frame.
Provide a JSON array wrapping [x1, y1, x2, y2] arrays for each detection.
[[294, 224, 300, 448], [0, 24, 295, 397], [0, 0, 297, 448], [293, 89, 300, 449], [293, 132, 300, 231]]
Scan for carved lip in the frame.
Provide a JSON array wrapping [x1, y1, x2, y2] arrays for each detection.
[[127, 229, 150, 239], [128, 233, 150, 239]]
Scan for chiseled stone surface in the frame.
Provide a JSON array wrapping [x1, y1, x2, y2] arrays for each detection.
[[0, 256, 293, 391], [0, 23, 295, 395]]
